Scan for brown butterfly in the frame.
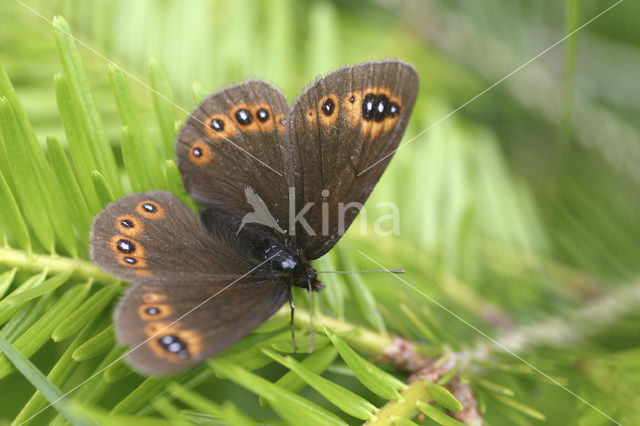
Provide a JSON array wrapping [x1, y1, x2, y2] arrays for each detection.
[[90, 60, 419, 375]]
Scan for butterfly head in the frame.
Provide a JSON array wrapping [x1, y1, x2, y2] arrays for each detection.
[[291, 259, 322, 292], [265, 246, 322, 291]]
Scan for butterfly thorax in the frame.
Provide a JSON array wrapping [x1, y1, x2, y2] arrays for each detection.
[[266, 245, 323, 291]]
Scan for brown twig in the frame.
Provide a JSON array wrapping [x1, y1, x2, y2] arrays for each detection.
[[377, 337, 483, 425]]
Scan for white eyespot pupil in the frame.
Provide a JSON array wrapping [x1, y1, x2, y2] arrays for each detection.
[[235, 109, 253, 125], [210, 119, 224, 131], [256, 108, 269, 122], [117, 239, 134, 253]]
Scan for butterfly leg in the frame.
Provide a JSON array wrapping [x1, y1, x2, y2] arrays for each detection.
[[308, 279, 315, 353], [289, 288, 298, 353]]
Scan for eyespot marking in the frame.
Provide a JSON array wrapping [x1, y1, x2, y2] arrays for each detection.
[[116, 214, 143, 237], [305, 107, 318, 126], [251, 104, 275, 131], [116, 238, 135, 254], [145, 322, 165, 335], [210, 118, 224, 132], [361, 93, 398, 122], [321, 96, 336, 116], [188, 140, 213, 166], [229, 104, 261, 133], [145, 322, 203, 362], [158, 335, 189, 359], [111, 235, 146, 267], [120, 255, 146, 267], [347, 87, 402, 138], [318, 94, 339, 126], [388, 102, 400, 117], [276, 113, 286, 133], [256, 108, 269, 122], [234, 108, 252, 125], [343, 92, 362, 126], [204, 114, 238, 141], [136, 200, 165, 220], [142, 292, 166, 303], [136, 269, 151, 278], [117, 255, 146, 267], [139, 303, 172, 320]]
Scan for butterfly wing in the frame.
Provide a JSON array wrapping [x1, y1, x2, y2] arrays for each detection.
[[91, 191, 253, 281], [176, 65, 418, 259], [287, 60, 419, 258], [176, 81, 293, 233], [90, 192, 289, 374], [115, 278, 288, 375]]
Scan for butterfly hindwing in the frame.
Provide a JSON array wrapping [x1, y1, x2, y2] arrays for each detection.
[[287, 60, 419, 258], [177, 81, 293, 228], [115, 278, 289, 375]]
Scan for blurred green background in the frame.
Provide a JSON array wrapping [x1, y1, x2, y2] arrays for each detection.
[[1, 0, 639, 424]]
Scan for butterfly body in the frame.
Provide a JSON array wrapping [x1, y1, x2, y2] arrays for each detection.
[[91, 60, 418, 374], [199, 205, 322, 290], [262, 249, 321, 290], [235, 238, 322, 291]]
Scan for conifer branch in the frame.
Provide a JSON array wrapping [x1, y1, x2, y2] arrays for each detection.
[[0, 247, 114, 284], [470, 281, 640, 358]]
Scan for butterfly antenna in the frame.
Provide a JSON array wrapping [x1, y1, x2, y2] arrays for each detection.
[[289, 290, 298, 353], [308, 279, 314, 354], [317, 269, 405, 274]]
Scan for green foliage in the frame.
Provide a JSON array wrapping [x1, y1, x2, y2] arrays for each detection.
[[0, 337, 90, 426], [264, 349, 379, 420], [212, 359, 349, 425], [417, 401, 465, 426], [53, 16, 123, 196], [0, 1, 639, 425], [324, 326, 406, 400]]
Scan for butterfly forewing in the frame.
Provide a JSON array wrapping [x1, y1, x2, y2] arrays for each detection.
[[91, 192, 253, 281], [287, 60, 419, 258], [177, 81, 293, 226]]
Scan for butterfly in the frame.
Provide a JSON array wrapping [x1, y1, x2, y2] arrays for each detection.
[[90, 60, 419, 375]]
